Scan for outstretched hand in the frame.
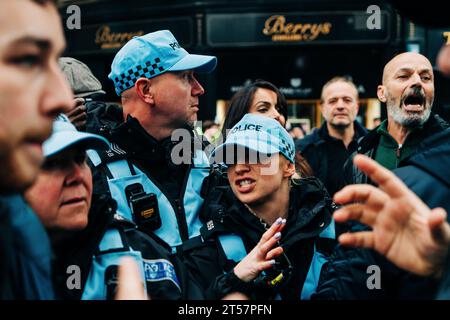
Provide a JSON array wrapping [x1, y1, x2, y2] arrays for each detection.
[[233, 217, 286, 282], [334, 154, 450, 277]]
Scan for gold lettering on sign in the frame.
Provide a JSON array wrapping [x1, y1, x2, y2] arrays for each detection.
[[263, 15, 332, 42], [95, 26, 145, 49], [444, 32, 450, 45]]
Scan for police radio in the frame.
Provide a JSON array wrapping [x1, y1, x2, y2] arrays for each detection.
[[125, 183, 161, 231]]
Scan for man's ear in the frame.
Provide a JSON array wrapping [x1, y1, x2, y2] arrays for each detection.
[[135, 78, 154, 105], [377, 85, 387, 103]]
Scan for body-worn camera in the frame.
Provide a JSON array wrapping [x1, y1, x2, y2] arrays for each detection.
[[125, 183, 161, 231]]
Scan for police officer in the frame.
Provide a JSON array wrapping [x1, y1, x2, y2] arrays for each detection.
[[86, 30, 226, 291], [205, 114, 336, 299]]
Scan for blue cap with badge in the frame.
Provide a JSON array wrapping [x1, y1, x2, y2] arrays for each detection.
[[212, 114, 295, 165], [109, 30, 217, 95]]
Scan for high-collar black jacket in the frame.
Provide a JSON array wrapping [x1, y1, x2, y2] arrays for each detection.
[[202, 177, 336, 300]]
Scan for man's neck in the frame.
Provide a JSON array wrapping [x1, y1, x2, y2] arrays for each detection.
[[123, 110, 175, 142], [246, 181, 290, 226], [144, 126, 174, 141], [386, 117, 411, 145], [327, 122, 355, 148]]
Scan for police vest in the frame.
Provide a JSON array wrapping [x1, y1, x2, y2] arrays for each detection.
[[81, 222, 182, 300], [88, 144, 210, 250]]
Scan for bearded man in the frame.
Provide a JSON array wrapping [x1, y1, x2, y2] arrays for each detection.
[[344, 52, 449, 185]]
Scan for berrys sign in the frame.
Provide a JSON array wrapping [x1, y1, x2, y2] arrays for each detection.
[[65, 17, 193, 55], [206, 11, 391, 47]]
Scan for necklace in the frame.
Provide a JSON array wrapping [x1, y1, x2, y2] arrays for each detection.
[[244, 204, 269, 230]]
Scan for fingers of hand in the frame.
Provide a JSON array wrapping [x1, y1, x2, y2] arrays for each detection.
[[334, 184, 388, 209], [265, 246, 284, 261], [69, 111, 87, 122], [258, 259, 276, 272], [353, 154, 410, 198], [334, 203, 377, 226], [67, 103, 87, 117], [259, 217, 286, 244], [338, 231, 375, 249], [115, 257, 147, 300], [429, 208, 450, 245], [259, 231, 282, 257]]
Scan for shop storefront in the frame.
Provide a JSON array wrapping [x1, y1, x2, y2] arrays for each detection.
[[61, 0, 449, 131]]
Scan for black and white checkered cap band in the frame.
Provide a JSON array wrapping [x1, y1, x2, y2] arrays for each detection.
[[279, 137, 295, 162], [113, 58, 165, 94]]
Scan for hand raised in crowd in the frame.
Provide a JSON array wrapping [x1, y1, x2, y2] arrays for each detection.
[[115, 257, 148, 300], [233, 217, 286, 282], [333, 154, 450, 277], [66, 97, 88, 131]]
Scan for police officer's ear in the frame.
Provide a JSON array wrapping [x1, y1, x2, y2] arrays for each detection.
[[135, 78, 155, 105], [283, 161, 296, 178], [377, 85, 387, 103]]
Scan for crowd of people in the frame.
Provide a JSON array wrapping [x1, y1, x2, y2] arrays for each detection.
[[1, 0, 450, 300]]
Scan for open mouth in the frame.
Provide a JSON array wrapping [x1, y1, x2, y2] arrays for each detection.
[[235, 178, 256, 193], [402, 92, 425, 111]]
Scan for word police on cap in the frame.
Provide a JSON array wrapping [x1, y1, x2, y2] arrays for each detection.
[[231, 124, 263, 133]]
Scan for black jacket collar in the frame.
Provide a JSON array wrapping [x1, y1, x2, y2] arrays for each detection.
[[222, 177, 333, 249]]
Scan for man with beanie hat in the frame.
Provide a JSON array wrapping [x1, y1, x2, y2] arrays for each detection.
[[59, 57, 106, 131]]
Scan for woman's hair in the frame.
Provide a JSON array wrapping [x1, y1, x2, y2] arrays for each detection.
[[222, 80, 287, 136], [295, 153, 314, 178], [222, 79, 313, 178]]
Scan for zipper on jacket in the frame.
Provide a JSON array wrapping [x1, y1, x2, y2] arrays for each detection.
[[174, 198, 189, 242], [396, 143, 403, 158]]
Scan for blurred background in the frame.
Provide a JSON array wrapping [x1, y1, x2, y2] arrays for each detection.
[[58, 0, 450, 132]]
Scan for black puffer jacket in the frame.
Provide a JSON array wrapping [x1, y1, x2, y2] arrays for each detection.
[[202, 177, 336, 300], [343, 113, 449, 185]]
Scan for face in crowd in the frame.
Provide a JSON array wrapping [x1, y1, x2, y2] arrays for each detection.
[[378, 52, 434, 128], [320, 79, 359, 130], [227, 153, 294, 206], [24, 146, 93, 230], [145, 70, 205, 128], [0, 0, 72, 193], [248, 88, 286, 127]]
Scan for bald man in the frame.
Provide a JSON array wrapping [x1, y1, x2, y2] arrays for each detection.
[[344, 52, 449, 186]]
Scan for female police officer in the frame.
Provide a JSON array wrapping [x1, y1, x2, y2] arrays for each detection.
[[205, 114, 336, 299]]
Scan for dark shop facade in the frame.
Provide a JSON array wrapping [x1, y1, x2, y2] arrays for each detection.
[[60, 0, 450, 131]]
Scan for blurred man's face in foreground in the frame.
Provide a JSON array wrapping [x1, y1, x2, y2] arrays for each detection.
[[0, 0, 72, 193]]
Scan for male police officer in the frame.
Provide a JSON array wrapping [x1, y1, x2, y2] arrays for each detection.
[[86, 30, 224, 290]]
